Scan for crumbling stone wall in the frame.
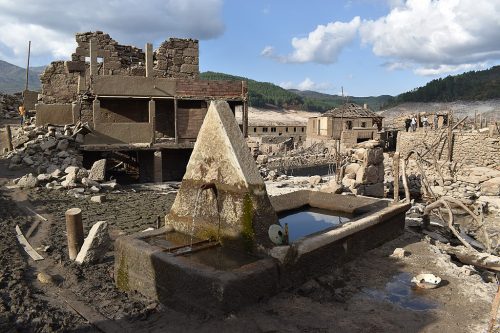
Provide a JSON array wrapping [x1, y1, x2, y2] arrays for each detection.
[[40, 31, 200, 104], [40, 62, 79, 104], [154, 38, 199, 79], [397, 130, 500, 169]]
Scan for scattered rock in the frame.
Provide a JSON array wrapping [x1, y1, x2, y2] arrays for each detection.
[[75, 221, 110, 264], [17, 173, 39, 188], [89, 159, 106, 181], [90, 195, 106, 203], [390, 248, 408, 259]]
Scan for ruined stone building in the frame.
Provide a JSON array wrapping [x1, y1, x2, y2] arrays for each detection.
[[36, 31, 248, 182], [306, 103, 383, 150]]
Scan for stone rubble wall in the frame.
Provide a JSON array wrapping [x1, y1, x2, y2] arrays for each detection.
[[40, 62, 79, 104], [40, 31, 200, 104], [397, 130, 500, 169], [341, 141, 385, 197]]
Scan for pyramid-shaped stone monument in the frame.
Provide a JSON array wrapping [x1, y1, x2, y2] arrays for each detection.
[[165, 100, 278, 252]]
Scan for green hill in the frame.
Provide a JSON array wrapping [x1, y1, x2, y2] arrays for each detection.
[[200, 71, 303, 109], [0, 60, 44, 93], [290, 89, 393, 112], [384, 65, 500, 107], [200, 71, 391, 112]]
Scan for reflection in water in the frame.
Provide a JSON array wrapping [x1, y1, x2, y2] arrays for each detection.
[[359, 272, 438, 311], [278, 207, 352, 242]]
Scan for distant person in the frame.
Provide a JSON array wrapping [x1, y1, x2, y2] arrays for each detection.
[[18, 105, 26, 126], [410, 116, 417, 132], [422, 116, 428, 128], [404, 118, 411, 132]]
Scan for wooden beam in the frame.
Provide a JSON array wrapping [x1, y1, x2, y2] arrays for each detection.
[[393, 152, 400, 203], [15, 225, 44, 261]]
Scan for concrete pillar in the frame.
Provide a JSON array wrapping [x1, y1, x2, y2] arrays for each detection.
[[6, 125, 13, 151], [174, 97, 178, 144], [71, 102, 81, 123], [145, 43, 153, 78], [153, 150, 163, 183], [149, 99, 156, 143], [65, 208, 84, 260], [77, 73, 86, 92], [92, 98, 100, 128], [243, 101, 248, 138], [90, 38, 98, 77]]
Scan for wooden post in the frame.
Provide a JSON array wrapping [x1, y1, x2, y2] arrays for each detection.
[[25, 41, 31, 92], [393, 152, 400, 203], [65, 208, 84, 260], [447, 111, 453, 162], [6, 125, 13, 151], [474, 110, 477, 129]]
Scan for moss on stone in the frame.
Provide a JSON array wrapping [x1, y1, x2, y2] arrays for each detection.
[[116, 253, 129, 291], [241, 193, 255, 251]]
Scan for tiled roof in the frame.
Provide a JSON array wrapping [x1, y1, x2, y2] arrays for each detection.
[[323, 103, 383, 118]]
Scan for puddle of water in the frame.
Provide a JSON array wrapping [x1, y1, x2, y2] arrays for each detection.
[[181, 246, 260, 271], [278, 207, 353, 242], [360, 272, 437, 311]]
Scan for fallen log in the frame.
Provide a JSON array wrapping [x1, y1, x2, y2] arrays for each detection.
[[436, 243, 500, 272]]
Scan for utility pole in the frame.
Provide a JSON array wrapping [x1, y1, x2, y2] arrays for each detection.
[[25, 41, 31, 92]]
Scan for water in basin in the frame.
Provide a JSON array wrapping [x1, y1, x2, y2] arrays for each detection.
[[181, 245, 260, 271], [143, 232, 202, 249], [279, 207, 352, 242]]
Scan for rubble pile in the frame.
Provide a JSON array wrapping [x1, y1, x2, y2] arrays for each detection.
[[2, 123, 115, 196], [0, 92, 22, 119]]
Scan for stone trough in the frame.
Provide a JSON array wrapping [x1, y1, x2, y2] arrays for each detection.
[[114, 101, 410, 314]]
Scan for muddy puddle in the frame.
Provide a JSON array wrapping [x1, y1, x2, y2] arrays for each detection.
[[356, 272, 438, 311]]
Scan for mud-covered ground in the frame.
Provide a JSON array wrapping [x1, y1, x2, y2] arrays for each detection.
[[0, 156, 498, 332]]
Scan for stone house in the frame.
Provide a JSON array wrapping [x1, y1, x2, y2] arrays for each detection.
[[35, 31, 248, 182], [306, 103, 383, 151]]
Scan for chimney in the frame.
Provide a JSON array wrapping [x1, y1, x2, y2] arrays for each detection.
[[363, 103, 367, 109]]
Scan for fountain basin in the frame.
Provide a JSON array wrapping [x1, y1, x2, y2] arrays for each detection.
[[115, 190, 410, 314]]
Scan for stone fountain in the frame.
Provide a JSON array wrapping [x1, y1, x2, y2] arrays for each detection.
[[115, 100, 410, 314]]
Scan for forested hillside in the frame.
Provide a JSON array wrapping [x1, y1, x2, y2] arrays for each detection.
[[383, 66, 500, 107], [200, 71, 390, 112]]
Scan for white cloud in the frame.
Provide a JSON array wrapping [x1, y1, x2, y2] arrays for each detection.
[[413, 62, 488, 76], [360, 0, 500, 75], [0, 0, 225, 66], [263, 17, 361, 64], [279, 78, 333, 91]]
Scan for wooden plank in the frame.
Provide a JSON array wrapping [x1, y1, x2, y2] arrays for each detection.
[[59, 289, 127, 333], [15, 225, 44, 261]]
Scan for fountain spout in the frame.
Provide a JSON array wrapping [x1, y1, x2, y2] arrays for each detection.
[[200, 182, 218, 197]]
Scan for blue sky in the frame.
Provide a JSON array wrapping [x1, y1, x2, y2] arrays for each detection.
[[1, 0, 500, 96]]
